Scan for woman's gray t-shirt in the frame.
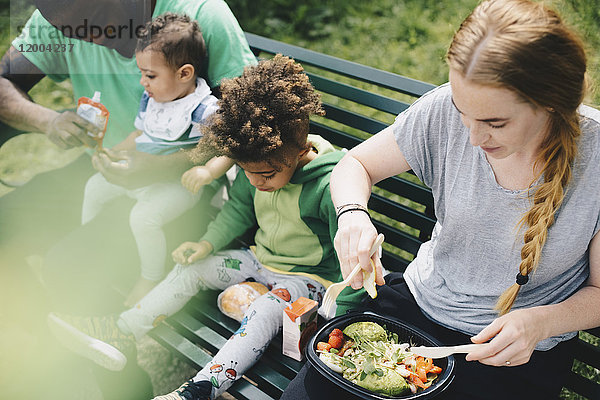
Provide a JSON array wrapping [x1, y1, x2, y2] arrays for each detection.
[[393, 83, 600, 350]]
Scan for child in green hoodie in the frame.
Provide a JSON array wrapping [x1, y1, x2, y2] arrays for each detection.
[[48, 55, 367, 400]]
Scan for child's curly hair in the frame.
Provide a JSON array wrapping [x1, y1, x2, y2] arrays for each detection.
[[191, 54, 324, 169]]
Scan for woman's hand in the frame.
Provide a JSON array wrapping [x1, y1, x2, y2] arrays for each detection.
[[334, 211, 385, 290], [181, 166, 213, 194], [172, 240, 213, 265], [466, 308, 547, 367], [330, 128, 410, 291]]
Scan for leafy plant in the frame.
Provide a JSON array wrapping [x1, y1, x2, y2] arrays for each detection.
[[227, 0, 347, 39]]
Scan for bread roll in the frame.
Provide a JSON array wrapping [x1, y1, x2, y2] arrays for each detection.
[[217, 281, 269, 322]]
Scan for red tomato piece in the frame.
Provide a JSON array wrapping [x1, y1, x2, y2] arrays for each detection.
[[330, 328, 343, 337], [328, 335, 343, 349]]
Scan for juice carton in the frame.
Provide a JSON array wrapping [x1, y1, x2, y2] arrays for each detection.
[[77, 91, 109, 148], [282, 297, 318, 361]]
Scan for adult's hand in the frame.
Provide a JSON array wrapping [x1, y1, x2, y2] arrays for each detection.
[[172, 240, 213, 265], [330, 128, 408, 291], [334, 211, 385, 290], [466, 308, 545, 367], [1, 46, 100, 146], [47, 110, 100, 149]]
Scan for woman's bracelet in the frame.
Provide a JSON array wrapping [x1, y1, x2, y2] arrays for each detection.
[[335, 203, 367, 213], [336, 206, 370, 224]]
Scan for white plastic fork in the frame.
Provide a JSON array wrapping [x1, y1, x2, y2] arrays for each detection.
[[318, 233, 385, 320], [409, 343, 485, 359]]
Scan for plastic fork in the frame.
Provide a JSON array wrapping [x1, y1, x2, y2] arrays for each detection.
[[409, 343, 485, 359], [318, 233, 385, 319]]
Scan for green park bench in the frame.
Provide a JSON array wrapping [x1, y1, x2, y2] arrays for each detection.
[[147, 32, 600, 400]]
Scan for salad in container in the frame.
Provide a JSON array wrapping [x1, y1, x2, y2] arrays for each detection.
[[306, 312, 455, 399]]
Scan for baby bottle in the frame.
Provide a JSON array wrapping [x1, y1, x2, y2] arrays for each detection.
[[77, 91, 109, 148]]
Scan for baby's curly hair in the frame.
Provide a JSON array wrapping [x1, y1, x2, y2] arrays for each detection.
[[136, 13, 206, 75], [191, 54, 324, 168]]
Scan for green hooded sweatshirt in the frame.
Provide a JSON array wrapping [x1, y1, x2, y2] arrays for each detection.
[[201, 135, 365, 315]]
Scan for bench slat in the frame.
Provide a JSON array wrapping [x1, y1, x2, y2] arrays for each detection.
[[310, 120, 363, 151], [372, 220, 423, 259], [564, 369, 600, 400], [369, 193, 436, 235], [376, 175, 434, 209], [149, 323, 214, 367], [168, 312, 292, 398], [148, 324, 276, 400], [573, 337, 600, 371], [245, 32, 436, 96], [185, 296, 305, 380], [585, 327, 600, 338], [322, 103, 389, 135], [382, 252, 410, 272], [308, 73, 410, 115]]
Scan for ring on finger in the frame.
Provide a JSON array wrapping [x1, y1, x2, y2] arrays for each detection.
[[505, 360, 511, 366]]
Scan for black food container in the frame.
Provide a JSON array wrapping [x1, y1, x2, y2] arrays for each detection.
[[306, 311, 455, 399]]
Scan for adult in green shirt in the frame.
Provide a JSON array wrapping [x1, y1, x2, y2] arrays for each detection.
[[0, 1, 255, 398], [0, 0, 255, 282], [3, 0, 256, 149]]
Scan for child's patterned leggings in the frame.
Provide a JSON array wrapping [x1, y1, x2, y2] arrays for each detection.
[[118, 248, 326, 399]]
